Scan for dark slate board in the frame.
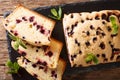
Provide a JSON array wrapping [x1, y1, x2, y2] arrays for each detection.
[[4, 0, 120, 80]]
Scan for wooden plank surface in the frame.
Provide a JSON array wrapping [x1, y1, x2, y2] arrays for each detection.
[[0, 16, 12, 79], [1, 0, 120, 80], [0, 0, 89, 15], [64, 68, 120, 80]]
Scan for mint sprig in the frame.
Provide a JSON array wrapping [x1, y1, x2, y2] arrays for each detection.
[[8, 33, 17, 41], [49, 7, 62, 20], [8, 34, 27, 50], [85, 53, 98, 64], [109, 15, 119, 35], [6, 60, 20, 74]]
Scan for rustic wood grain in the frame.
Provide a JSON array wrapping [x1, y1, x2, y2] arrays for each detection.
[[0, 66, 12, 80], [0, 40, 8, 64], [0, 0, 89, 15], [64, 68, 120, 80], [0, 16, 8, 65], [0, 16, 6, 40], [1, 0, 120, 80], [0, 15, 11, 79]]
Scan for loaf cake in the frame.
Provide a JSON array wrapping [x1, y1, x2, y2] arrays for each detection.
[[11, 38, 63, 68], [63, 10, 120, 67], [17, 57, 66, 80], [3, 5, 55, 46]]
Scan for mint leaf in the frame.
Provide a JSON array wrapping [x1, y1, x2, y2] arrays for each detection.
[[109, 15, 119, 35], [85, 54, 93, 63], [58, 7, 62, 20], [6, 60, 13, 67], [6, 60, 20, 74], [13, 62, 20, 71], [13, 41, 19, 50], [18, 39, 27, 49], [48, 15, 59, 20], [49, 7, 62, 20], [51, 9, 57, 17], [9, 33, 27, 50], [110, 15, 116, 25], [85, 53, 99, 64], [112, 24, 118, 35], [93, 56, 99, 64], [8, 34, 17, 41]]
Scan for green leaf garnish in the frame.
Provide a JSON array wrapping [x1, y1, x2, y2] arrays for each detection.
[[85, 54, 93, 63], [13, 41, 19, 50], [58, 7, 62, 20], [51, 9, 58, 17], [18, 39, 27, 49], [9, 34, 27, 50], [6, 60, 20, 74], [8, 34, 17, 41], [85, 53, 98, 64], [49, 7, 62, 20], [93, 55, 99, 64], [109, 15, 119, 35]]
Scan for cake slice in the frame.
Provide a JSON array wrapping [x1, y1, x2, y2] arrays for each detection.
[[63, 10, 120, 67], [11, 38, 63, 68], [3, 5, 55, 46], [17, 57, 66, 80]]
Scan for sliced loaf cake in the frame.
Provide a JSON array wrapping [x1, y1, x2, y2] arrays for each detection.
[[17, 57, 66, 80], [3, 5, 55, 46], [63, 10, 120, 67], [11, 38, 63, 68]]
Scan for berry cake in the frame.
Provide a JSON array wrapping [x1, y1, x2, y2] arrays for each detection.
[[11, 38, 63, 68], [17, 57, 66, 80], [3, 5, 55, 46], [63, 10, 120, 67]]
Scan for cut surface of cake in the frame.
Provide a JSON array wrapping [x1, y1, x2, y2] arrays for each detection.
[[3, 5, 55, 46], [63, 10, 120, 67], [17, 57, 66, 80], [11, 38, 63, 68]]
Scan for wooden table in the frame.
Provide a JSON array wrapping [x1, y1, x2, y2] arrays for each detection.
[[1, 0, 120, 80]]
